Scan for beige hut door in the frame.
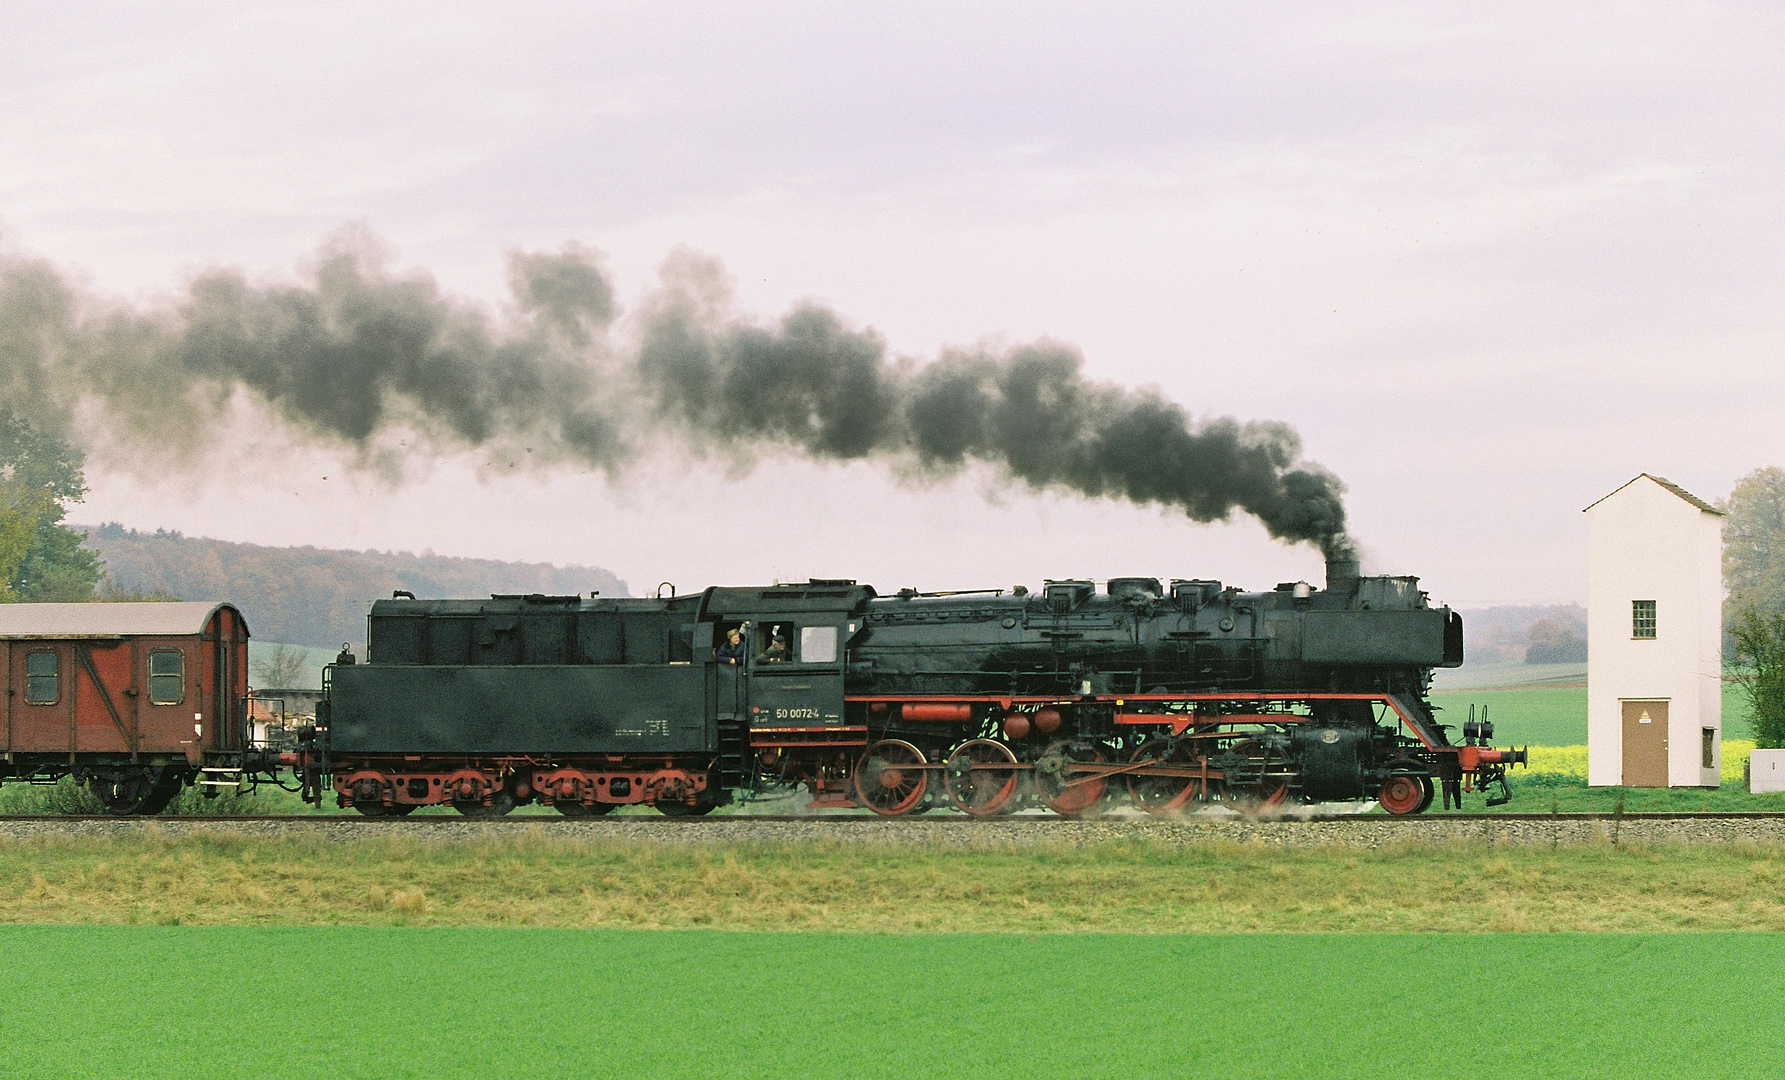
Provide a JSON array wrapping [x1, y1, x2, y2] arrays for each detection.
[[1621, 700, 1670, 787]]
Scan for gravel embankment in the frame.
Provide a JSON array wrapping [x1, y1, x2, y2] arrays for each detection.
[[3, 814, 1785, 848]]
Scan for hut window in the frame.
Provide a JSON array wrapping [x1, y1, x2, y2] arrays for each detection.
[[25, 651, 57, 704], [1632, 600, 1657, 639], [149, 651, 184, 705]]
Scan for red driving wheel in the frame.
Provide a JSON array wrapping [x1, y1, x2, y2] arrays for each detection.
[[853, 739, 930, 816], [1378, 774, 1426, 816]]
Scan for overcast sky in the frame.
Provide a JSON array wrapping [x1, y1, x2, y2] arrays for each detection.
[[4, 1, 1780, 604]]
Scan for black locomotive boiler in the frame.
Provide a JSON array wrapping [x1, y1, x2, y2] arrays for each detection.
[[301, 554, 1525, 817]]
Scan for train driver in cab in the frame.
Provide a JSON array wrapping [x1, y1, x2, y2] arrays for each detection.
[[759, 627, 789, 663]]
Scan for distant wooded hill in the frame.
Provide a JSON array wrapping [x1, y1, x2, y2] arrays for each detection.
[[77, 524, 628, 649], [1460, 604, 1588, 665]]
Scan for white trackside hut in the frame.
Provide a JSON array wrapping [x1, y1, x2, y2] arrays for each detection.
[[1585, 475, 1724, 788]]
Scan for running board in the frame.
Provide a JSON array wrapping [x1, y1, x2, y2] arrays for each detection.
[[198, 767, 243, 788]]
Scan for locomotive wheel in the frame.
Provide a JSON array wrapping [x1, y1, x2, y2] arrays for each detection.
[[1415, 776, 1436, 814], [1221, 784, 1290, 818], [1378, 774, 1427, 816], [853, 739, 929, 816], [1219, 738, 1292, 818], [943, 739, 1020, 816], [1125, 737, 1204, 815], [454, 790, 517, 817], [556, 801, 617, 817], [1034, 741, 1107, 818]]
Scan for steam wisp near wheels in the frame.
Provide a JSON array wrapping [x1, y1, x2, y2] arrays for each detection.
[[943, 739, 1020, 816]]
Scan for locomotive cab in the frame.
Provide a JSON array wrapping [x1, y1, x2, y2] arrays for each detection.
[[698, 581, 871, 751]]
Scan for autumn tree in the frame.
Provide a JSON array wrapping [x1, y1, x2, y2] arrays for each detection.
[[0, 410, 101, 601], [1721, 468, 1785, 745], [251, 643, 310, 688], [1723, 467, 1785, 618], [1733, 607, 1785, 748]]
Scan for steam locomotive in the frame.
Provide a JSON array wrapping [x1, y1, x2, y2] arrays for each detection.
[[292, 554, 1525, 818]]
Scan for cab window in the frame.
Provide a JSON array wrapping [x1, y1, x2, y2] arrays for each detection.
[[756, 623, 792, 663], [149, 651, 184, 705], [25, 651, 57, 704], [799, 626, 838, 664]]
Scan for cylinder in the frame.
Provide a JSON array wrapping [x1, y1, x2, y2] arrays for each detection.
[[901, 703, 973, 722], [1033, 706, 1065, 735], [1002, 713, 1032, 740]]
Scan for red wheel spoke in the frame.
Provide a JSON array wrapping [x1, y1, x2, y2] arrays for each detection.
[[944, 739, 1019, 817], [853, 740, 929, 816]]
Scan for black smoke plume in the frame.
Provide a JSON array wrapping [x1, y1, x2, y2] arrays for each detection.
[[0, 235, 1352, 556]]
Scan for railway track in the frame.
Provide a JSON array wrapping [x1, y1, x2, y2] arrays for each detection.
[[0, 811, 1783, 823], [0, 810, 1783, 854]]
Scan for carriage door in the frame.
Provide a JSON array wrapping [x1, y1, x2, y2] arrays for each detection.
[[746, 618, 846, 736], [7, 642, 72, 753]]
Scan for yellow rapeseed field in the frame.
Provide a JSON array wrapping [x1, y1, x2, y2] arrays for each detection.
[[1526, 741, 1755, 784]]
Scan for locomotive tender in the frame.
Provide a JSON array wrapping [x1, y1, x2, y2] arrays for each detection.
[[303, 554, 1525, 818]]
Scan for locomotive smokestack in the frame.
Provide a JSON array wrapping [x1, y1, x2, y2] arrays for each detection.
[[1325, 550, 1361, 595]]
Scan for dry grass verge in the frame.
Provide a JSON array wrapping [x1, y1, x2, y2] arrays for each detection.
[[3, 829, 1783, 932]]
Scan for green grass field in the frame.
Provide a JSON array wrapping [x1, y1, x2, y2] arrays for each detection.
[[1428, 778, 1785, 813], [3, 670, 1774, 1078], [0, 925, 1777, 1079], [1430, 683, 1754, 746]]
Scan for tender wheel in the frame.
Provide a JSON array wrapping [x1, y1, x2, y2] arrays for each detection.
[[354, 802, 419, 817], [943, 739, 1020, 817], [88, 771, 156, 816], [556, 801, 617, 817], [1034, 741, 1107, 818], [1126, 737, 1206, 815], [853, 739, 929, 816], [1379, 774, 1427, 816], [454, 790, 517, 817]]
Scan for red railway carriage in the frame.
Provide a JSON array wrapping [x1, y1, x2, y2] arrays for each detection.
[[0, 602, 250, 814]]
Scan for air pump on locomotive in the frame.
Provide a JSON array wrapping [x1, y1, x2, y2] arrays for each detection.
[[287, 551, 1526, 818]]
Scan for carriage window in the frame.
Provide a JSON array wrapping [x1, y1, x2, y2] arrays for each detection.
[[25, 651, 57, 704], [149, 651, 184, 704], [800, 626, 838, 664]]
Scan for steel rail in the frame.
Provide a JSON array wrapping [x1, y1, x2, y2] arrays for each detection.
[[1, 811, 1784, 824]]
